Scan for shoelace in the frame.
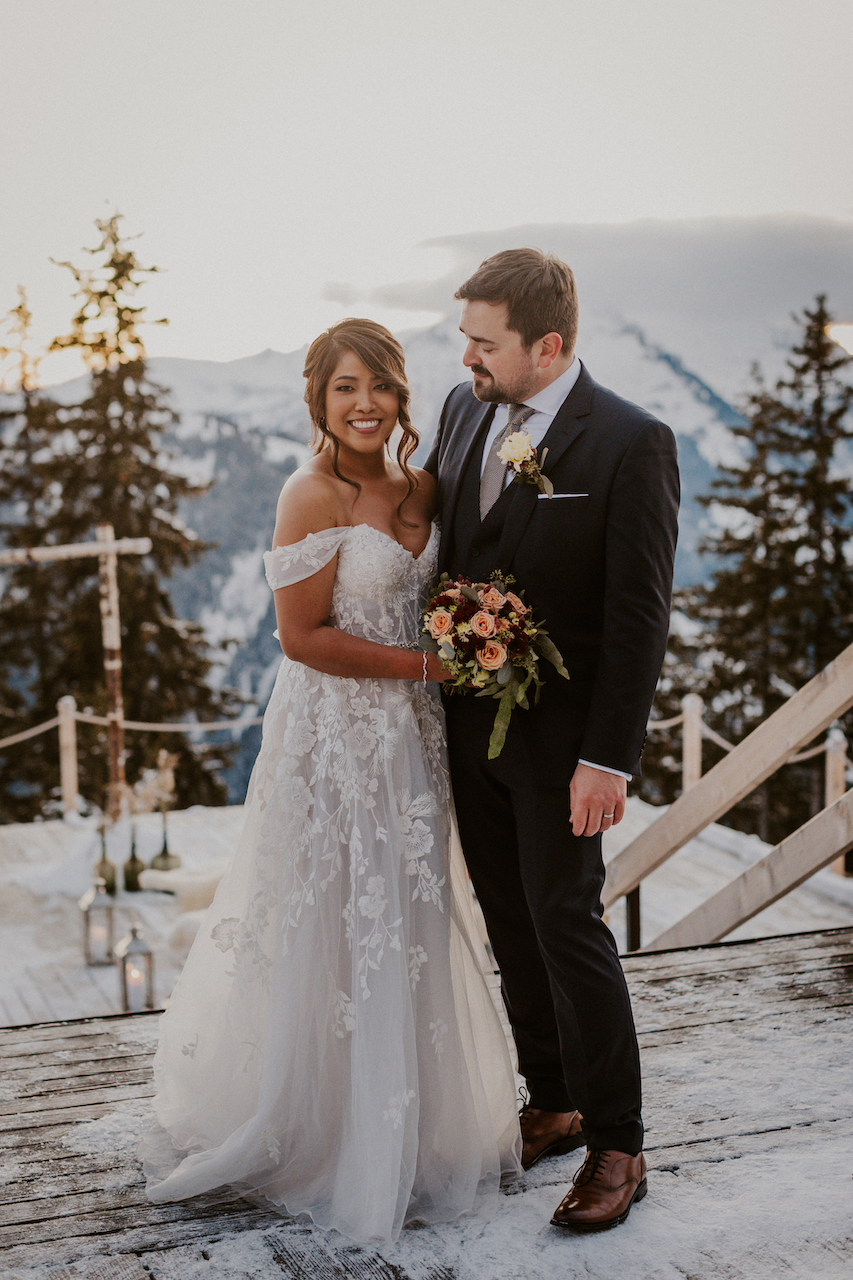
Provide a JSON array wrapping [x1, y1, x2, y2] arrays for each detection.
[[574, 1148, 609, 1188]]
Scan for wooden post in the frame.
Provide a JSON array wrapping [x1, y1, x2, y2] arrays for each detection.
[[57, 695, 78, 817], [681, 693, 704, 793], [827, 727, 850, 875], [96, 524, 126, 822]]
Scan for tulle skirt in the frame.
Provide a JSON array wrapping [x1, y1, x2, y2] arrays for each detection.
[[140, 661, 521, 1247]]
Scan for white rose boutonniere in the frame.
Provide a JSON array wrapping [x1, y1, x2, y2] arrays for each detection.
[[497, 430, 554, 499]]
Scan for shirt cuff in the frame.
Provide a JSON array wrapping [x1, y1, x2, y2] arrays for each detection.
[[578, 759, 632, 782]]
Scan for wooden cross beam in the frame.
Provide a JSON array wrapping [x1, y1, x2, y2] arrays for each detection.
[[0, 524, 152, 820]]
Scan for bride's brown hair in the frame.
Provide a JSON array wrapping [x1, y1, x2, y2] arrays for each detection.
[[303, 319, 419, 525]]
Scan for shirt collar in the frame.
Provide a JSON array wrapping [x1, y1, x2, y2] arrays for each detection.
[[521, 356, 581, 419]]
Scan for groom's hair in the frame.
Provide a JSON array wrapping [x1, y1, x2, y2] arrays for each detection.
[[455, 248, 578, 355]]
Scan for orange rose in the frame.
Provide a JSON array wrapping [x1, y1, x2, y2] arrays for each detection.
[[470, 610, 496, 638], [479, 586, 506, 611], [477, 640, 508, 671], [505, 591, 528, 616], [427, 609, 453, 639]]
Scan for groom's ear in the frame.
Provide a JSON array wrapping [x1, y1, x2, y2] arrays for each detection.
[[535, 331, 565, 370]]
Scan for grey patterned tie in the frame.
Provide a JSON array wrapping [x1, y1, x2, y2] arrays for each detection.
[[479, 403, 535, 520]]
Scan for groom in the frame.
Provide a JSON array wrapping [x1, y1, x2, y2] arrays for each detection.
[[425, 249, 679, 1232]]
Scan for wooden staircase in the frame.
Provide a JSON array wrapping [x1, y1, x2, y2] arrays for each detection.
[[606, 642, 853, 951]]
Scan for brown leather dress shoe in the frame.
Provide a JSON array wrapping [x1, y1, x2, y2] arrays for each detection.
[[551, 1149, 647, 1232], [520, 1106, 586, 1170]]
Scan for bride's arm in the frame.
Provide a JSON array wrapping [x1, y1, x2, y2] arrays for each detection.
[[271, 472, 448, 682]]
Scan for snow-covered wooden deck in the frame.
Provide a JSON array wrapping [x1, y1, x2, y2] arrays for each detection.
[[2, 926, 851, 1279]]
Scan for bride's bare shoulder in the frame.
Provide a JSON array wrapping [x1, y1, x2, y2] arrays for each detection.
[[409, 467, 438, 519], [273, 460, 348, 547]]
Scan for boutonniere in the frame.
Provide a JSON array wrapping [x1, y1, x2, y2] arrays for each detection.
[[497, 430, 554, 499]]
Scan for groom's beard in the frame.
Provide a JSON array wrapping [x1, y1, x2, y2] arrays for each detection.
[[470, 359, 537, 405]]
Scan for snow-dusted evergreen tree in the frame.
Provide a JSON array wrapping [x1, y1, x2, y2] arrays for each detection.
[[0, 217, 240, 821], [0, 288, 51, 745], [642, 297, 853, 842]]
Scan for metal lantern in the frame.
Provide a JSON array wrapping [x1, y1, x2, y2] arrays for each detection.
[[78, 877, 115, 966], [114, 924, 155, 1013]]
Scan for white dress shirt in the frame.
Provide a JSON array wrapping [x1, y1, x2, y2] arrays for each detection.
[[478, 357, 631, 784], [479, 357, 582, 480]]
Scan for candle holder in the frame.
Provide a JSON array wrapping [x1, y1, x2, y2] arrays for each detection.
[[78, 878, 115, 966], [94, 824, 117, 896], [149, 803, 181, 871], [123, 824, 145, 892], [114, 924, 155, 1012]]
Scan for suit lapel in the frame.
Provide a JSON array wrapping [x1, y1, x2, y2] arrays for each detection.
[[442, 399, 496, 542], [494, 364, 594, 571]]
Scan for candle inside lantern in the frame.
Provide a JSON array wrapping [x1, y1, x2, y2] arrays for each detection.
[[125, 963, 147, 1013], [114, 923, 154, 1012], [89, 923, 109, 963]]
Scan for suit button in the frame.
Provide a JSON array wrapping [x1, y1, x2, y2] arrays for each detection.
[[470, 546, 481, 557]]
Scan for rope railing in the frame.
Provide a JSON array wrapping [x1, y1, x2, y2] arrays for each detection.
[[0, 708, 261, 750], [72, 711, 263, 732], [0, 717, 60, 750], [1, 699, 265, 816]]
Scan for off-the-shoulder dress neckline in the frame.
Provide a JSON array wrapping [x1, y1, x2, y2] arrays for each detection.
[[273, 522, 436, 563]]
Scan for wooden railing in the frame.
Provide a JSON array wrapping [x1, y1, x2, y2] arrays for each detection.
[[608, 641, 853, 952], [3, 654, 852, 948], [0, 696, 263, 816]]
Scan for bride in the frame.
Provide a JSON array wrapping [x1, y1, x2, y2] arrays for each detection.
[[141, 319, 522, 1247]]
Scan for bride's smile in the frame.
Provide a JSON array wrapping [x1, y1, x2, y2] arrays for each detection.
[[325, 353, 399, 457]]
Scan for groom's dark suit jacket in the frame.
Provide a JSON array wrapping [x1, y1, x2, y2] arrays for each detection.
[[425, 363, 680, 788]]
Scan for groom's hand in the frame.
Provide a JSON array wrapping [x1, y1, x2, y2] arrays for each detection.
[[569, 763, 627, 837]]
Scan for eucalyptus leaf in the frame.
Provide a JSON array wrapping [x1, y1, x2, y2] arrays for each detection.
[[487, 687, 516, 759], [534, 633, 569, 679]]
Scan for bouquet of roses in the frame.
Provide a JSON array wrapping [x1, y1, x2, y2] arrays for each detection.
[[420, 573, 569, 759]]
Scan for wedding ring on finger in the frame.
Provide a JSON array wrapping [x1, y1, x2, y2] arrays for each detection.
[[603, 813, 615, 820]]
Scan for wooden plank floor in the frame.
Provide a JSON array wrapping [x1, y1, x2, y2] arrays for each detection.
[[1, 928, 851, 1279]]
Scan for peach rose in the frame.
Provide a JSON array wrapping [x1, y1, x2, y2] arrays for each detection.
[[477, 640, 508, 671], [470, 610, 496, 638], [505, 591, 528, 616], [479, 586, 506, 611], [427, 609, 454, 639]]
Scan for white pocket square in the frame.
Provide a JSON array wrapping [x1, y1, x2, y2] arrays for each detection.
[[539, 492, 589, 499]]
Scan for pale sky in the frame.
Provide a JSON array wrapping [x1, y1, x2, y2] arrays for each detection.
[[2, 0, 852, 383]]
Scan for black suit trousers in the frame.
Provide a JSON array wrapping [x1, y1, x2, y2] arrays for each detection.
[[445, 703, 644, 1156]]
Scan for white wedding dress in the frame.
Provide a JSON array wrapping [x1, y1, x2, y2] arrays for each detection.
[[141, 523, 522, 1247]]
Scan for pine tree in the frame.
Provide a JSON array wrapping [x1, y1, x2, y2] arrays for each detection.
[[639, 297, 853, 842], [0, 216, 240, 822]]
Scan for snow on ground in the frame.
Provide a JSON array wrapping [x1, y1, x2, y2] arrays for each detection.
[[0, 807, 244, 1025], [1, 797, 853, 1026]]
